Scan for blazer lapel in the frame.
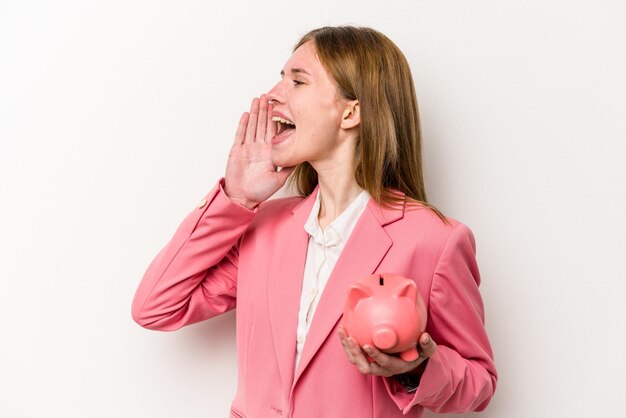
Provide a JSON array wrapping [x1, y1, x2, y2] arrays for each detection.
[[266, 186, 320, 400], [291, 196, 404, 388]]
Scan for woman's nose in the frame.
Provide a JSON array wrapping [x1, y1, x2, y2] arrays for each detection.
[[266, 82, 283, 105]]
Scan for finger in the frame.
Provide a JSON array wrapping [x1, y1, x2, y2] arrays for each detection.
[[363, 344, 418, 376], [244, 97, 259, 143], [257, 94, 267, 142], [337, 324, 348, 340], [346, 337, 373, 374], [362, 344, 396, 369], [234, 112, 249, 145], [418, 332, 437, 359], [265, 102, 276, 144], [337, 326, 356, 364]]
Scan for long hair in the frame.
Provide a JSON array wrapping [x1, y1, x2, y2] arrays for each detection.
[[286, 25, 448, 224]]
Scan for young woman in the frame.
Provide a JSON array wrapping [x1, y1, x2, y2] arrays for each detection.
[[132, 26, 497, 418]]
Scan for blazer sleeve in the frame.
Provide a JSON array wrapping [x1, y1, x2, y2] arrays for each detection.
[[131, 178, 257, 331], [383, 223, 498, 414]]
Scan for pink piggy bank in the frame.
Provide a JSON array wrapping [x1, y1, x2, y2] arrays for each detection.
[[342, 273, 427, 362]]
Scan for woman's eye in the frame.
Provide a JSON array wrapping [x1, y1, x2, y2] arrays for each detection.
[[292, 80, 304, 86]]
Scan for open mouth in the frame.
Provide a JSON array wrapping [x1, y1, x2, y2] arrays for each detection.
[[272, 116, 296, 136]]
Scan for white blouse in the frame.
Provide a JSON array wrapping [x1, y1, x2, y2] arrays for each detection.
[[294, 187, 371, 370]]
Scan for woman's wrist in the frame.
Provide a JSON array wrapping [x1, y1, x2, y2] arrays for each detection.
[[406, 359, 428, 376], [227, 195, 259, 210], [222, 184, 259, 210], [394, 359, 428, 393]]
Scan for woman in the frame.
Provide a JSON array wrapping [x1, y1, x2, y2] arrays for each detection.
[[132, 26, 497, 417]]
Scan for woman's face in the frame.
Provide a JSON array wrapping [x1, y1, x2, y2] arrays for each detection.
[[266, 40, 355, 168]]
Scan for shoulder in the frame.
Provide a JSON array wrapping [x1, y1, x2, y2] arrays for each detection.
[[385, 202, 477, 258]]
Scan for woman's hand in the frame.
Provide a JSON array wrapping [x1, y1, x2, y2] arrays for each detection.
[[224, 94, 296, 209], [337, 324, 437, 378]]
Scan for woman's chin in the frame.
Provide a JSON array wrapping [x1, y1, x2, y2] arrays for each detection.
[[272, 155, 297, 169], [272, 147, 298, 167], [271, 149, 298, 169]]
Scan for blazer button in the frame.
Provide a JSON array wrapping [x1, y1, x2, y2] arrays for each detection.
[[197, 198, 208, 209]]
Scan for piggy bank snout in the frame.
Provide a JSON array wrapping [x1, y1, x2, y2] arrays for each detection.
[[372, 325, 398, 350]]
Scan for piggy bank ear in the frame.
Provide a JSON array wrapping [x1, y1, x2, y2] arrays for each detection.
[[347, 283, 373, 310], [394, 280, 417, 302]]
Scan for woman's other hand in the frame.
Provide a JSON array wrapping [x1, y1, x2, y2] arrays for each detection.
[[224, 94, 296, 209], [337, 324, 437, 378]]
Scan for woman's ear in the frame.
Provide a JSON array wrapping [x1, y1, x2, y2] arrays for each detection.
[[340, 99, 360, 130]]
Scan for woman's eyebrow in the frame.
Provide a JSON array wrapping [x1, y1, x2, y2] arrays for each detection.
[[280, 68, 311, 77]]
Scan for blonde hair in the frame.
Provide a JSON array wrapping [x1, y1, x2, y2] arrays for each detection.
[[286, 26, 448, 224]]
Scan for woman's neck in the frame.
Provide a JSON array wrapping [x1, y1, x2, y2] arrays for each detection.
[[311, 134, 362, 228], [315, 170, 363, 229]]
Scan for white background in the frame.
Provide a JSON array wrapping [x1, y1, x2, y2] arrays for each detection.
[[1, 1, 625, 417]]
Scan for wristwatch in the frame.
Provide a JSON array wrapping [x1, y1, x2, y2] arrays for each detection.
[[395, 373, 419, 394], [394, 359, 429, 394]]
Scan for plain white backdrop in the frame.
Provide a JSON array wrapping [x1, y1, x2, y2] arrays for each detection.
[[1, 1, 625, 417]]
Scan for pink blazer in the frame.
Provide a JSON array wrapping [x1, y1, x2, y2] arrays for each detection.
[[132, 178, 497, 418]]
